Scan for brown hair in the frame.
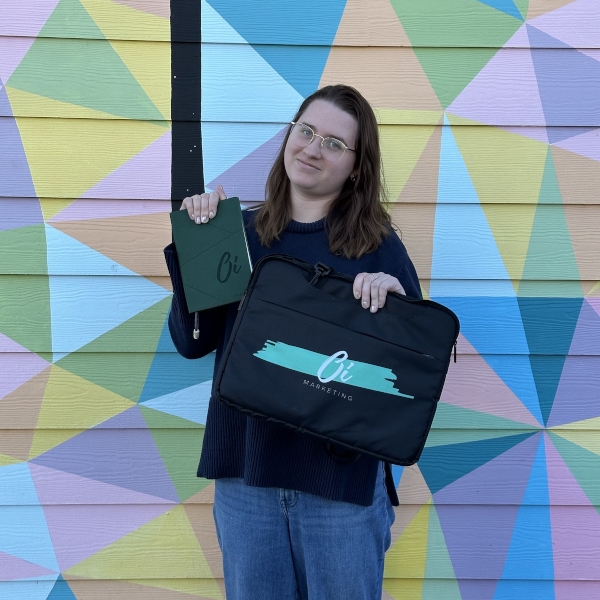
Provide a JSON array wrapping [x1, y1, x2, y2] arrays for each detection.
[[254, 84, 392, 259]]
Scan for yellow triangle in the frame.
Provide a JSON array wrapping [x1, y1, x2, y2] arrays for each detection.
[[65, 505, 219, 591], [380, 122, 436, 200], [40, 198, 77, 221], [29, 364, 134, 457], [0, 453, 23, 467], [447, 114, 547, 283], [15, 116, 166, 199], [5, 85, 129, 121], [127, 578, 223, 599], [550, 430, 600, 457], [79, 0, 169, 41], [109, 39, 170, 120], [384, 500, 430, 579], [586, 281, 600, 296]]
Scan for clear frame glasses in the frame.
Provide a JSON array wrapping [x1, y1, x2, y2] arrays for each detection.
[[289, 122, 356, 162]]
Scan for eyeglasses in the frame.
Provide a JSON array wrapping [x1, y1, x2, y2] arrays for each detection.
[[289, 122, 356, 162]]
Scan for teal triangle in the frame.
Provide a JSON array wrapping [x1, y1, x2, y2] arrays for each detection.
[[45, 225, 136, 276], [477, 0, 523, 20], [47, 575, 77, 600], [138, 315, 216, 402], [205, 0, 346, 97], [0, 578, 58, 600], [140, 381, 212, 424], [418, 432, 535, 494], [517, 297, 583, 425], [8, 0, 164, 121], [494, 436, 555, 599]]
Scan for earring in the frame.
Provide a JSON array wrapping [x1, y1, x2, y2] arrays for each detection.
[[350, 174, 356, 183]]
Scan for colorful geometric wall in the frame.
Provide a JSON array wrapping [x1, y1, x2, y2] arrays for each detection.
[[1, 0, 600, 598]]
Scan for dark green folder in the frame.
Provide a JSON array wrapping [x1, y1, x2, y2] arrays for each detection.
[[170, 197, 252, 312]]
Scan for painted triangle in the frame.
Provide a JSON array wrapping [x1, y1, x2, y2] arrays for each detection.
[[0, 550, 56, 581], [568, 299, 600, 355], [207, 128, 285, 201], [46, 574, 77, 600], [0, 578, 58, 600], [79, 130, 171, 200], [528, 26, 600, 136], [0, 199, 44, 232], [140, 381, 212, 425], [434, 432, 539, 504], [546, 433, 600, 580], [0, 345, 50, 401], [49, 198, 171, 223], [0, 464, 59, 571], [496, 435, 554, 587], [0, 0, 61, 37], [31, 406, 179, 502], [554, 126, 600, 162], [419, 432, 535, 494], [49, 272, 170, 354], [477, 0, 523, 20]]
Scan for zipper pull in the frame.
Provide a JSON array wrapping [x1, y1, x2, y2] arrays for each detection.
[[453, 341, 457, 363], [309, 262, 332, 285], [238, 290, 247, 311], [193, 312, 199, 339]]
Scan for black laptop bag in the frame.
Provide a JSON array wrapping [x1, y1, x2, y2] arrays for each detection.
[[214, 254, 460, 466]]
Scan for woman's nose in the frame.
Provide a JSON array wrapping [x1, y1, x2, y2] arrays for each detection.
[[303, 137, 322, 157]]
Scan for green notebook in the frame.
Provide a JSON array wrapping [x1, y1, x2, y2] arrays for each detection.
[[170, 197, 252, 312]]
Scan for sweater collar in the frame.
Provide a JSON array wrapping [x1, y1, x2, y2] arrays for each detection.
[[285, 217, 326, 233]]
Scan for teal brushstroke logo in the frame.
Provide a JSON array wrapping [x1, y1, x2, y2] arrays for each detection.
[[254, 341, 414, 398]]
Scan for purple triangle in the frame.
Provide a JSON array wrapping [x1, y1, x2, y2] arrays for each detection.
[[207, 127, 286, 201], [42, 503, 170, 571], [0, 86, 36, 198], [0, 198, 44, 231], [528, 0, 600, 50], [436, 504, 521, 595], [0, 0, 61, 38], [447, 46, 545, 126], [80, 130, 170, 200], [528, 26, 600, 139], [31, 407, 179, 502], [434, 433, 540, 505], [555, 127, 600, 161], [0, 36, 36, 84], [0, 550, 56, 580], [567, 299, 600, 355], [455, 580, 498, 600]]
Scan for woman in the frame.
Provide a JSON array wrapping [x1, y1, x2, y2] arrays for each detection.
[[165, 85, 421, 599]]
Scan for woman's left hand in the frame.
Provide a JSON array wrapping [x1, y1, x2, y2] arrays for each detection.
[[353, 272, 405, 313]]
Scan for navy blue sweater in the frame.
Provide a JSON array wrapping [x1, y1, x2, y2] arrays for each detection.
[[164, 210, 422, 506]]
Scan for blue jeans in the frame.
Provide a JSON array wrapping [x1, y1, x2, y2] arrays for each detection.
[[213, 462, 395, 600]]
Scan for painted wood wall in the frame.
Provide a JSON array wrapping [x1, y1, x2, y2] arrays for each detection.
[[1, 0, 600, 599]]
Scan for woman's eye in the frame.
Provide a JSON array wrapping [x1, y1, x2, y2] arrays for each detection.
[[299, 127, 312, 137], [326, 139, 343, 151]]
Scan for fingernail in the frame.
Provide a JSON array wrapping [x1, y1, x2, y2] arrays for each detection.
[[196, 217, 201, 224], [371, 305, 376, 313], [209, 211, 215, 218], [201, 216, 208, 223], [354, 292, 360, 299], [362, 301, 368, 308], [379, 302, 384, 308]]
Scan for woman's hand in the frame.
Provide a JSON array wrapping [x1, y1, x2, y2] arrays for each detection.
[[353, 272, 405, 313], [180, 185, 227, 224]]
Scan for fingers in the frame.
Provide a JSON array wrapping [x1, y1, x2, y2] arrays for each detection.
[[180, 185, 227, 224], [353, 273, 404, 313]]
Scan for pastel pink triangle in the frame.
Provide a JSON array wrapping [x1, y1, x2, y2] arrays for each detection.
[[504, 24, 530, 47], [554, 126, 600, 162], [0, 36, 36, 84], [441, 334, 541, 426], [79, 130, 170, 200], [29, 463, 177, 505], [49, 199, 171, 223], [0, 551, 56, 581], [0, 332, 34, 353], [545, 433, 600, 580], [447, 47, 545, 126], [0, 349, 50, 401], [589, 297, 600, 318], [0, 0, 61, 37]]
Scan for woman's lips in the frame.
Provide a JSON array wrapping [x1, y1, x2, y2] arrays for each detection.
[[297, 158, 320, 170]]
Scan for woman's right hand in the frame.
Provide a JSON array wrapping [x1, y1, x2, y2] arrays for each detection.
[[180, 184, 227, 224]]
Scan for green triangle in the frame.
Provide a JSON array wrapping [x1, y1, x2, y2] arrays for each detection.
[[390, 0, 522, 107], [139, 406, 211, 502], [0, 274, 51, 353], [0, 224, 48, 275], [513, 0, 530, 19], [7, 0, 164, 121], [423, 505, 461, 599], [520, 149, 581, 296], [56, 298, 170, 401], [548, 432, 600, 509]]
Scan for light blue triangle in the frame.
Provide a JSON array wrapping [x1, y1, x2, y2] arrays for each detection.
[[49, 276, 170, 354], [391, 465, 404, 488], [495, 435, 554, 598], [477, 0, 523, 20], [0, 577, 58, 600], [140, 380, 212, 425], [45, 225, 137, 276], [202, 122, 285, 186], [201, 9, 303, 124], [201, 0, 248, 43], [0, 465, 59, 572]]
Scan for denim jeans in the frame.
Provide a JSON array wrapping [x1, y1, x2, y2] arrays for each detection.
[[213, 462, 395, 600]]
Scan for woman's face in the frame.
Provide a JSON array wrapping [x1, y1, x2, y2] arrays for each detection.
[[284, 99, 358, 203]]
